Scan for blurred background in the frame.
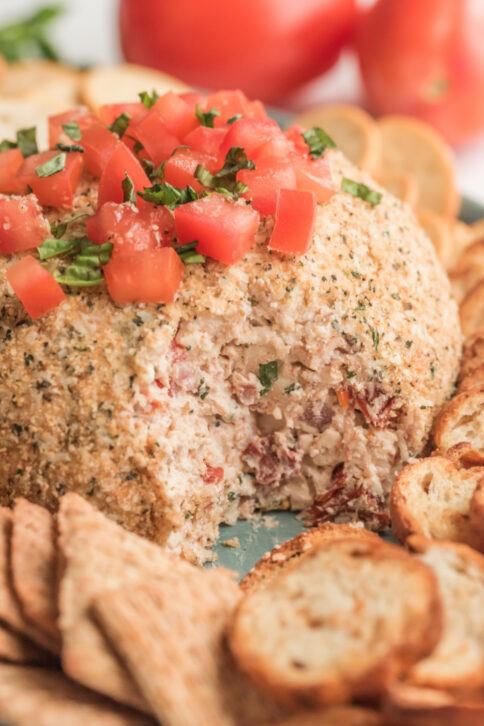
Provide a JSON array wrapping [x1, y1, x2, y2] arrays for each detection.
[[0, 0, 483, 202]]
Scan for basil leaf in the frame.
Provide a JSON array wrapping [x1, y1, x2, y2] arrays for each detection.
[[54, 239, 113, 287], [175, 241, 205, 265], [16, 127, 38, 158], [109, 112, 131, 138], [35, 152, 65, 177], [138, 182, 198, 210], [139, 90, 160, 109], [38, 237, 79, 260], [50, 212, 88, 239], [258, 361, 279, 395], [62, 120, 81, 142], [195, 105, 220, 128], [0, 139, 17, 152], [302, 126, 336, 159], [122, 172, 137, 205], [194, 146, 254, 197], [227, 114, 243, 124], [0, 5, 63, 63], [341, 177, 382, 207], [55, 142, 84, 153]]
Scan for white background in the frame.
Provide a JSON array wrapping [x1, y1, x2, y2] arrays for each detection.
[[1, 0, 483, 205]]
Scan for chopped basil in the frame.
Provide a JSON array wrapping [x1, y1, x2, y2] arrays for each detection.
[[197, 378, 210, 400], [55, 142, 84, 153], [194, 146, 254, 197], [16, 127, 38, 158], [62, 120, 81, 142], [284, 382, 300, 394], [0, 139, 17, 152], [227, 114, 243, 124], [139, 90, 160, 109], [195, 105, 220, 128], [0, 5, 62, 63], [50, 212, 88, 239], [132, 139, 144, 155], [341, 178, 382, 207], [302, 126, 336, 159], [122, 172, 137, 205], [138, 181, 198, 209], [35, 152, 65, 177], [38, 237, 79, 260], [109, 112, 131, 138], [346, 370, 357, 379], [258, 360, 279, 395], [54, 239, 113, 287], [371, 327, 380, 351], [175, 241, 205, 265]]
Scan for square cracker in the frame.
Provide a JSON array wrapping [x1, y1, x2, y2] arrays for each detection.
[[0, 664, 156, 726], [57, 493, 238, 712], [0, 507, 58, 655], [94, 584, 285, 726], [11, 498, 61, 643]]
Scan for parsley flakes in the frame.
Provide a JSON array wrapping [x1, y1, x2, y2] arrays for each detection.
[[341, 178, 382, 207], [258, 361, 279, 395]]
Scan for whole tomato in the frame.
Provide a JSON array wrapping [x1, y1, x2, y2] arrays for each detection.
[[119, 0, 357, 104], [357, 0, 484, 146]]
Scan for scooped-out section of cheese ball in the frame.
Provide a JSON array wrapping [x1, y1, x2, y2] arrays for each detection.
[[0, 152, 461, 563]]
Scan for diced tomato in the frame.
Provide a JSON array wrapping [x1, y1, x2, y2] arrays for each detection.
[[163, 148, 218, 192], [0, 194, 50, 254], [293, 155, 335, 204], [202, 463, 224, 484], [175, 193, 260, 265], [152, 91, 198, 139], [104, 243, 184, 304], [204, 90, 252, 126], [268, 188, 316, 256], [79, 122, 120, 178], [97, 143, 151, 209], [245, 99, 268, 120], [0, 149, 27, 194], [183, 125, 228, 158], [17, 151, 83, 209], [220, 118, 292, 161], [97, 102, 145, 127], [130, 110, 180, 166], [179, 92, 205, 110], [284, 124, 310, 156], [86, 201, 175, 248], [239, 160, 297, 215], [48, 108, 97, 148], [6, 255, 65, 319]]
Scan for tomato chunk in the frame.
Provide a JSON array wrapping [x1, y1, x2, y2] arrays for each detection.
[[204, 90, 254, 126], [179, 92, 205, 110], [0, 149, 27, 194], [175, 193, 260, 265], [183, 125, 228, 158], [17, 151, 83, 209], [105, 242, 184, 304], [239, 159, 297, 215], [48, 108, 96, 148], [0, 194, 50, 254], [97, 143, 151, 208], [86, 201, 175, 247], [294, 155, 335, 204], [79, 122, 120, 178], [97, 102, 145, 127], [220, 118, 292, 161], [152, 91, 198, 138], [268, 188, 316, 256], [163, 148, 218, 192], [130, 110, 180, 166], [6, 255, 65, 319], [284, 124, 310, 156]]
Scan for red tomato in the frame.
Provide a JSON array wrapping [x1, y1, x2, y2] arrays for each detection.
[[357, 0, 484, 145], [0, 149, 27, 194], [294, 155, 335, 204], [97, 102, 145, 127], [6, 255, 65, 319], [80, 122, 120, 178], [239, 160, 297, 215], [17, 151, 83, 209], [97, 143, 151, 209], [119, 0, 357, 103], [220, 119, 292, 161], [0, 194, 50, 254], [202, 463, 224, 484], [174, 194, 260, 265], [48, 108, 96, 148], [204, 90, 254, 126], [179, 92, 206, 110], [130, 110, 180, 166], [284, 124, 310, 155], [104, 243, 184, 304], [269, 188, 316, 256], [86, 201, 175, 247], [163, 148, 218, 192], [183, 126, 228, 158], [152, 92, 198, 138]]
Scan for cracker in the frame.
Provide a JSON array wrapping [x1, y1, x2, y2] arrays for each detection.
[[0, 664, 155, 726], [11, 498, 60, 643], [378, 171, 418, 207], [417, 210, 455, 270], [384, 681, 484, 726], [0, 622, 48, 664], [433, 388, 484, 459], [260, 706, 382, 726], [460, 280, 484, 337]]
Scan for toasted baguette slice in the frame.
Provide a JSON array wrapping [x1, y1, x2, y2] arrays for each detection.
[[384, 681, 484, 726], [261, 706, 382, 726], [460, 281, 484, 337], [241, 524, 378, 592], [379, 171, 418, 207], [458, 364, 484, 393], [390, 457, 484, 550], [450, 239, 484, 302], [80, 63, 190, 112], [230, 538, 442, 708], [460, 328, 484, 380], [407, 537, 484, 689], [433, 389, 484, 458], [0, 623, 49, 665], [470, 478, 484, 543], [418, 210, 455, 270]]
